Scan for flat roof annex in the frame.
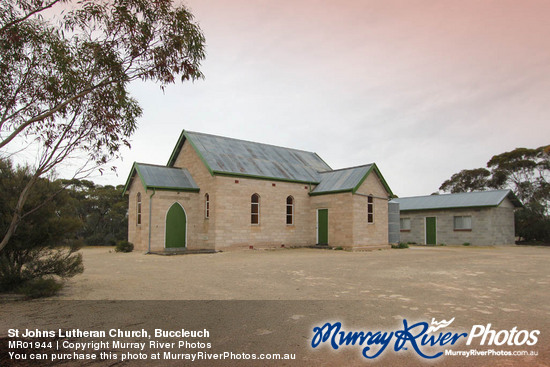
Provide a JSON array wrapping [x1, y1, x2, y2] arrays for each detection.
[[392, 189, 522, 211]]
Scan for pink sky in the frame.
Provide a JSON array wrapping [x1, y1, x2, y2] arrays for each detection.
[[43, 1, 550, 195]]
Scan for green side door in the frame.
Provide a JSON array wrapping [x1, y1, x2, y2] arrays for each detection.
[[317, 209, 329, 245], [425, 217, 436, 245], [166, 203, 187, 248]]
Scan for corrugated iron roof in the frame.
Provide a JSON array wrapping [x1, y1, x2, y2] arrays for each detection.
[[123, 163, 199, 194], [181, 130, 332, 183], [312, 164, 373, 194], [162, 130, 394, 195], [392, 189, 522, 211]]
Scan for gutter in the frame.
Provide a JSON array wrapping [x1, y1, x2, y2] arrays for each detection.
[[354, 192, 390, 201], [147, 188, 156, 254]]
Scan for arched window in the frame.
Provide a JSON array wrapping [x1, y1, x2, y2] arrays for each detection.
[[136, 192, 142, 225], [286, 196, 294, 225], [251, 194, 260, 225], [205, 193, 210, 219]]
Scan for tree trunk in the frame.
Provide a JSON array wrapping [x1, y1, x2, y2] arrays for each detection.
[[0, 174, 39, 252]]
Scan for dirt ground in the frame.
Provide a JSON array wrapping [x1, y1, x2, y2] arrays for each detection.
[[53, 245, 550, 302], [1, 245, 550, 367]]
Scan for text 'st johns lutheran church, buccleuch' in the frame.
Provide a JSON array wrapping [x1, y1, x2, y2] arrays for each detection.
[[123, 130, 394, 252]]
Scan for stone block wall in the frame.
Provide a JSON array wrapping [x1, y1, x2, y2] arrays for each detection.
[[352, 172, 390, 248], [128, 139, 393, 251], [212, 176, 314, 250], [311, 193, 354, 247], [127, 178, 148, 251]]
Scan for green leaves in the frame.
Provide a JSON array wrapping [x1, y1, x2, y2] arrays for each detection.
[[0, 0, 205, 250], [439, 168, 492, 193], [0, 0, 205, 165], [439, 145, 550, 242]]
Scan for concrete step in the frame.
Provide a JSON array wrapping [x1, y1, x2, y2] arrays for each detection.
[[147, 249, 217, 256]]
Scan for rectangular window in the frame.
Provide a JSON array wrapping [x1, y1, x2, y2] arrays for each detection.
[[454, 216, 472, 231], [400, 218, 411, 231], [367, 196, 374, 223], [251, 205, 259, 224]]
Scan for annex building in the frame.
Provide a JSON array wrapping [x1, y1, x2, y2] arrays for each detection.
[[123, 130, 394, 252], [392, 190, 522, 246]]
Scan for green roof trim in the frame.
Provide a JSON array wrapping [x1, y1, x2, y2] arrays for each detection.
[[148, 186, 200, 192], [122, 162, 146, 195], [399, 205, 501, 213], [160, 129, 393, 197], [309, 188, 353, 196], [167, 130, 187, 168], [309, 163, 394, 197], [122, 162, 200, 195], [181, 130, 215, 176], [352, 163, 394, 197], [212, 170, 319, 185]]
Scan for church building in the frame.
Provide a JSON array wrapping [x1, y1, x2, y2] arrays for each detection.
[[123, 130, 394, 252]]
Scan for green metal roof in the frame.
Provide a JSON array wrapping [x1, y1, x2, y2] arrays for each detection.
[[123, 163, 200, 194]]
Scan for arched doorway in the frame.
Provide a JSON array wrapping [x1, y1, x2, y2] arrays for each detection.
[[165, 203, 187, 248]]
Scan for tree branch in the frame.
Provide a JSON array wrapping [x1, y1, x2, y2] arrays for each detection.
[[0, 0, 64, 33], [0, 79, 112, 150]]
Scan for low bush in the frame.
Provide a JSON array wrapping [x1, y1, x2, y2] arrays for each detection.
[[463, 242, 471, 246], [115, 240, 134, 253], [16, 278, 63, 299], [391, 242, 409, 249]]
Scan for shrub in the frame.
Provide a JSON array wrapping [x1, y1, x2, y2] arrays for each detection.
[[0, 246, 83, 292], [16, 278, 63, 299], [0, 160, 84, 293], [115, 240, 134, 253], [439, 243, 446, 246], [463, 242, 471, 246], [392, 242, 409, 249], [334, 246, 344, 251]]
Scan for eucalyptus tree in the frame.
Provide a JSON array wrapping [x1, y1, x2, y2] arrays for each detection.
[[0, 0, 205, 251]]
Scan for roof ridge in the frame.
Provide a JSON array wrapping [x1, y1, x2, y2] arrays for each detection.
[[136, 162, 185, 170], [397, 189, 510, 200], [317, 163, 374, 174], [185, 130, 320, 155]]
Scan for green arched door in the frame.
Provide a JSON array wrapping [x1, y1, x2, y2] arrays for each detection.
[[165, 203, 187, 248]]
